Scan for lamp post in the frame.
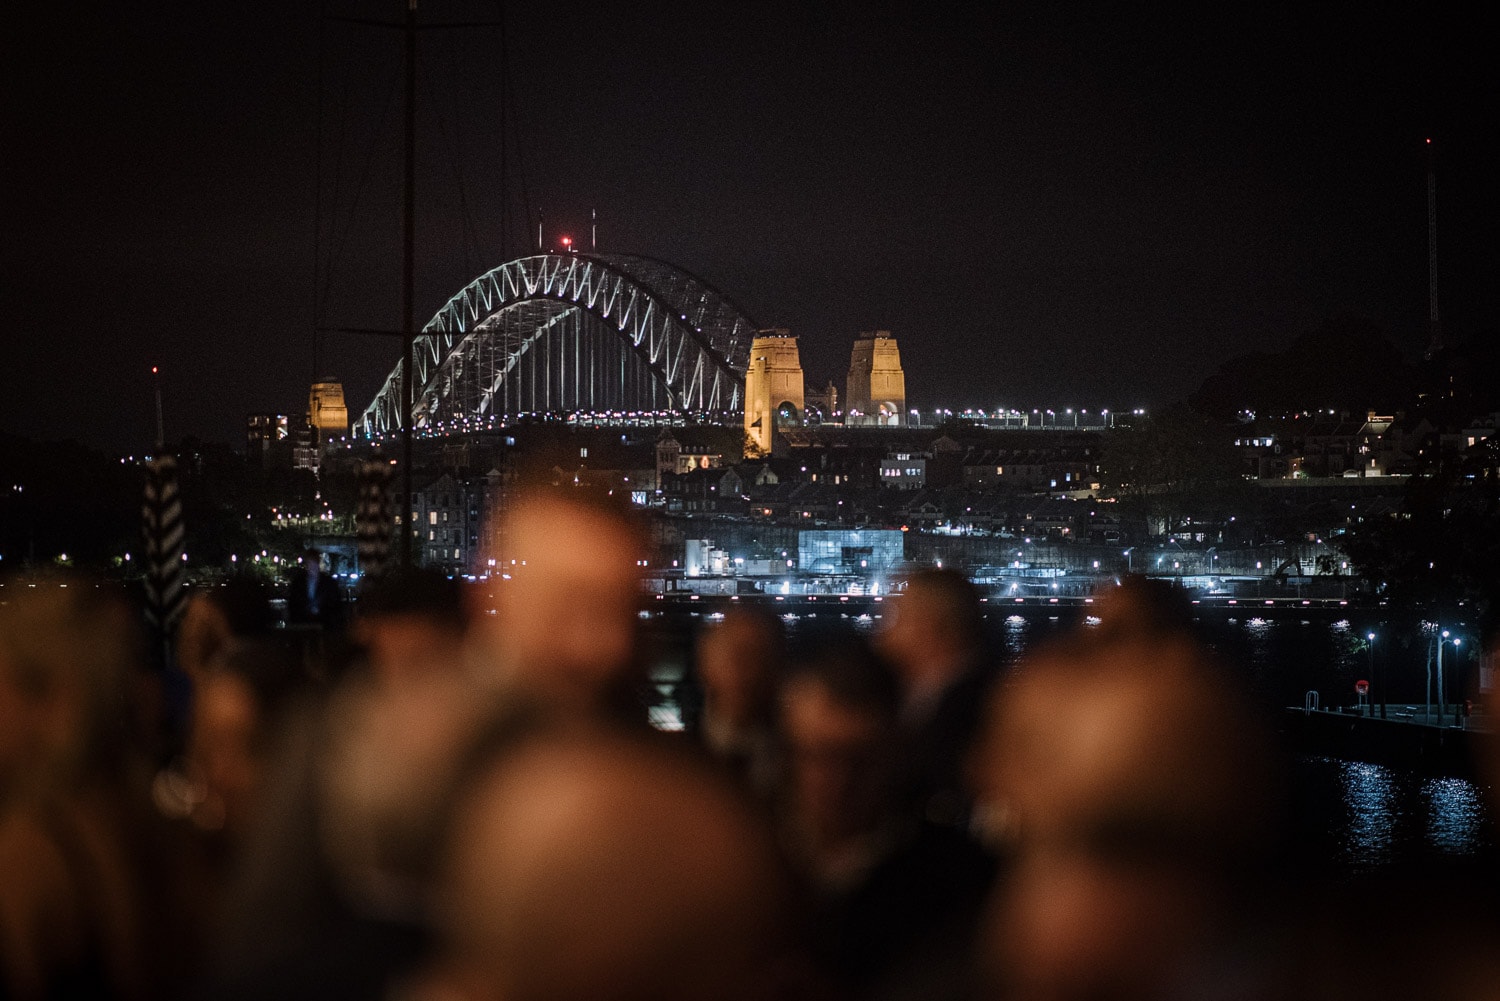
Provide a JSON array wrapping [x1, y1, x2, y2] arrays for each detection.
[[1367, 632, 1383, 719], [1123, 547, 1134, 574], [1452, 637, 1463, 726], [1438, 631, 1462, 726], [1426, 632, 1435, 725], [1438, 630, 1448, 723]]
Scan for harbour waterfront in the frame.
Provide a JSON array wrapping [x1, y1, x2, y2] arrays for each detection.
[[642, 598, 1498, 876]]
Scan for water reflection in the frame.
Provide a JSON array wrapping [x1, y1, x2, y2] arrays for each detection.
[[1337, 761, 1394, 869], [1002, 614, 1028, 662], [1323, 757, 1494, 871], [1423, 776, 1486, 854]]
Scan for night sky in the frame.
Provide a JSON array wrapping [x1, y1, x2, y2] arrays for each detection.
[[5, 3, 1495, 454]]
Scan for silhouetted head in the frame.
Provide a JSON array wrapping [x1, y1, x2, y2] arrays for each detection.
[[778, 629, 901, 872], [697, 605, 786, 731], [352, 567, 466, 685]]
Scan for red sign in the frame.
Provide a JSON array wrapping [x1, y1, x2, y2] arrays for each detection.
[[1355, 680, 1369, 695]]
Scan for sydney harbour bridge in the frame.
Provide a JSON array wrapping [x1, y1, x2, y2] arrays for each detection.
[[355, 252, 762, 436]]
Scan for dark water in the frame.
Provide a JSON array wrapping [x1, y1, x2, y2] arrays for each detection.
[[1290, 755, 1496, 875], [643, 606, 1499, 875]]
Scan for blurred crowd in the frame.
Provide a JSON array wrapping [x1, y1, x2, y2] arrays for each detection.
[[2, 484, 1498, 1001]]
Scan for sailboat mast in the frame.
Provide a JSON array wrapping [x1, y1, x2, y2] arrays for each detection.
[[400, 0, 416, 568]]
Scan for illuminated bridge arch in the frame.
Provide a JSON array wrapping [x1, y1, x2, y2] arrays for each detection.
[[355, 253, 758, 435]]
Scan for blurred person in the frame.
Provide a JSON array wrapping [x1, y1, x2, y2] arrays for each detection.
[[777, 628, 994, 998], [778, 631, 904, 890], [316, 568, 474, 908], [165, 575, 273, 756], [175, 576, 275, 689], [348, 566, 468, 686], [876, 568, 995, 828], [0, 584, 198, 1000], [972, 579, 1284, 1001], [466, 485, 649, 720], [415, 719, 799, 1001], [156, 634, 308, 870], [693, 603, 786, 795], [198, 567, 475, 1001]]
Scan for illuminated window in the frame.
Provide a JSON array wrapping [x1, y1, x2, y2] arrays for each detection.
[[429, 511, 438, 525]]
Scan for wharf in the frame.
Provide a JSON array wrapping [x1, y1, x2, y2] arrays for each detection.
[[1282, 704, 1496, 779], [647, 589, 1370, 618]]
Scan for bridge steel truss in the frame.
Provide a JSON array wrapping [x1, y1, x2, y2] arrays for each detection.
[[356, 253, 758, 436]]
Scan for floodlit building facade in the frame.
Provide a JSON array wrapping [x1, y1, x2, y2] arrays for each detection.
[[743, 330, 806, 456], [845, 330, 906, 426]]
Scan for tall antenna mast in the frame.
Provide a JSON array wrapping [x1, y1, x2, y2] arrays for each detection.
[[537, 209, 544, 251], [1425, 137, 1443, 360], [152, 365, 164, 450], [591, 208, 597, 251]]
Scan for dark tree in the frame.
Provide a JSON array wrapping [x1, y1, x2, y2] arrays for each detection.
[[1338, 438, 1500, 638], [1098, 404, 1243, 536], [1189, 313, 1416, 421]]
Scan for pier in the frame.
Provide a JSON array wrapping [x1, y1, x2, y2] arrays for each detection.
[[1283, 704, 1495, 779]]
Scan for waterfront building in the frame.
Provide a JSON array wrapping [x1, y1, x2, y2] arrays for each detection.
[[245, 413, 290, 470], [797, 528, 904, 575]]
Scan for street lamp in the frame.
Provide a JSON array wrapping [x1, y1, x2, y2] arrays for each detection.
[[1437, 631, 1462, 726], [1123, 547, 1134, 573], [1367, 632, 1383, 719]]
